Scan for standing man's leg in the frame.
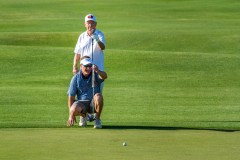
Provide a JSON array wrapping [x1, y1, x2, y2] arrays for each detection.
[[100, 82, 104, 93]]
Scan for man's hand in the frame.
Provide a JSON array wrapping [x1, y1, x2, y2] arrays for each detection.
[[92, 65, 107, 80], [67, 115, 76, 126], [72, 66, 79, 75], [92, 64, 99, 73], [91, 34, 100, 42]]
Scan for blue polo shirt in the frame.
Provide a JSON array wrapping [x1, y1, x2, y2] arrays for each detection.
[[68, 70, 104, 101]]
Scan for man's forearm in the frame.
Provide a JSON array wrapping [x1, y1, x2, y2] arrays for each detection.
[[68, 96, 75, 110], [97, 41, 105, 50], [96, 70, 107, 80], [73, 54, 80, 68]]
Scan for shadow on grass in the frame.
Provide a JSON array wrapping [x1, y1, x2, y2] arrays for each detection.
[[103, 125, 240, 132]]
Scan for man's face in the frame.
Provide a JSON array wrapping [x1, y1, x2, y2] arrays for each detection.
[[85, 20, 97, 31], [81, 63, 92, 76]]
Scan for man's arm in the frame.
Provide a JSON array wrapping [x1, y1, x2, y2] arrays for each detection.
[[93, 65, 107, 80], [73, 54, 81, 74], [68, 96, 75, 110], [96, 40, 105, 50], [67, 96, 76, 126], [91, 34, 105, 50]]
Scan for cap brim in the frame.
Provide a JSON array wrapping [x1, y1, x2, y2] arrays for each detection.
[[80, 58, 92, 65]]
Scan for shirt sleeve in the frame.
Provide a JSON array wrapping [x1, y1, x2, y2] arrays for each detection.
[[98, 31, 106, 45], [95, 73, 104, 85], [67, 75, 78, 97]]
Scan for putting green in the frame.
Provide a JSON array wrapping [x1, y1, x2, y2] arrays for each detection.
[[0, 128, 239, 160]]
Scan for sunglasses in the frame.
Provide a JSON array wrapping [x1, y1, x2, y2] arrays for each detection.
[[83, 64, 92, 68]]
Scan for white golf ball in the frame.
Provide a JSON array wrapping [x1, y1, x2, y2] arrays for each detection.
[[123, 142, 127, 146]]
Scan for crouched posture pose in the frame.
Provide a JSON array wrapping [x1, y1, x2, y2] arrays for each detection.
[[67, 58, 107, 128]]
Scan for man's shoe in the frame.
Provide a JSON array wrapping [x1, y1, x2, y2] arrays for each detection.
[[79, 116, 87, 127], [87, 113, 96, 122], [94, 119, 102, 129]]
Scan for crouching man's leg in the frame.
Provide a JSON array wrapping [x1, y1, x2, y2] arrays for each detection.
[[93, 93, 104, 128], [67, 101, 86, 126]]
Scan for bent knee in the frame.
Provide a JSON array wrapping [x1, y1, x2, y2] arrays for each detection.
[[94, 93, 103, 101], [71, 101, 87, 115]]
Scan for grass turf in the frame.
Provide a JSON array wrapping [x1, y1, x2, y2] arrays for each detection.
[[0, 128, 240, 160], [0, 0, 240, 159]]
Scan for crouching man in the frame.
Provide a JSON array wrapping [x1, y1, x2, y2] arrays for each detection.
[[67, 58, 107, 128]]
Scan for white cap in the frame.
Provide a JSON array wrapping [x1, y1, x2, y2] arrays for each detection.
[[80, 58, 92, 65], [85, 14, 96, 22]]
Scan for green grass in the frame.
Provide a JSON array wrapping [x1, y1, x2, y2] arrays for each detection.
[[0, 128, 240, 160], [0, 0, 240, 159]]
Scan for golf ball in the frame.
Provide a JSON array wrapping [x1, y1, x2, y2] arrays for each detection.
[[123, 142, 127, 146]]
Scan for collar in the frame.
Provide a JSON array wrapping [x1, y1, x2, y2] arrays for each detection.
[[81, 71, 92, 79]]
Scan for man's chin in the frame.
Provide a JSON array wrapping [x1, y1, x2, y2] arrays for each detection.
[[83, 72, 91, 76]]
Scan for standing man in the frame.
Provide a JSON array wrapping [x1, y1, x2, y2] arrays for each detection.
[[73, 14, 106, 74], [67, 58, 107, 128]]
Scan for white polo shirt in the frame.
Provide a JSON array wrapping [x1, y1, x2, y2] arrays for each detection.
[[74, 30, 105, 71]]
